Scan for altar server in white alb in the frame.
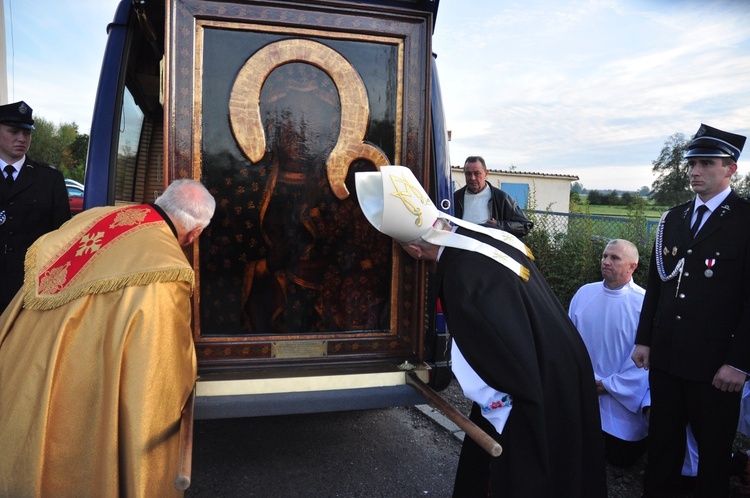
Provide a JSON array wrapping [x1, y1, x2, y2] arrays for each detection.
[[568, 239, 650, 467]]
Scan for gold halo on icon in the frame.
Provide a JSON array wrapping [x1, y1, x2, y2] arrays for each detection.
[[229, 38, 389, 199]]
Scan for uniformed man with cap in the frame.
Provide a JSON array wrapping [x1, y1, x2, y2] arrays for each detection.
[[0, 100, 70, 313], [632, 124, 750, 496], [355, 166, 607, 497]]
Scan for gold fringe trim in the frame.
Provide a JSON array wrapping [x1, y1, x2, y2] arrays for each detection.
[[519, 266, 530, 282], [22, 240, 195, 311]]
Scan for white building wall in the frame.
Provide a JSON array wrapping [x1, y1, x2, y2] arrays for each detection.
[[451, 167, 576, 214]]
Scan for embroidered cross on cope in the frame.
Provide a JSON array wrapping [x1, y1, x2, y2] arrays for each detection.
[[691, 204, 708, 239]]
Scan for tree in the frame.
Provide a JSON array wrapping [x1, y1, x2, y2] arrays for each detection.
[[27, 116, 88, 182], [732, 172, 750, 198], [569, 190, 581, 209], [604, 189, 620, 206], [587, 189, 603, 205], [620, 191, 634, 207], [571, 182, 584, 194], [649, 133, 692, 207], [61, 133, 89, 183]]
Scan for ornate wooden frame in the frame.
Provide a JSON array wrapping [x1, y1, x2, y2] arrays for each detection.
[[165, 0, 433, 370]]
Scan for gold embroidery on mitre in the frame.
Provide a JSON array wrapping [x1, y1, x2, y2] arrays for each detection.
[[39, 261, 72, 295], [110, 208, 150, 228], [390, 173, 431, 227], [76, 232, 104, 257]]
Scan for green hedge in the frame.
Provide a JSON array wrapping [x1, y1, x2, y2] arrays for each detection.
[[524, 209, 655, 310]]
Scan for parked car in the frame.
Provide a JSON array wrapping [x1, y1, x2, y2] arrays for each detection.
[[65, 178, 84, 190], [67, 184, 84, 215]]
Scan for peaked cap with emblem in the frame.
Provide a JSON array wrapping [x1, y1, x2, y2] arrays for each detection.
[[685, 123, 746, 162], [0, 101, 35, 130], [355, 165, 534, 281]]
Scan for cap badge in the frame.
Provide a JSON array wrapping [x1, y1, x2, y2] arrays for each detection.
[[18, 103, 29, 115]]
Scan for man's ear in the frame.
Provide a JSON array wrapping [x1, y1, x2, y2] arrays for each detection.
[[186, 227, 203, 245], [727, 162, 738, 177]]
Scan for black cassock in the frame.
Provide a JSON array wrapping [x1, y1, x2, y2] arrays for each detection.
[[435, 228, 607, 497]]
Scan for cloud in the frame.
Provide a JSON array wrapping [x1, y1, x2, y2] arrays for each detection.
[[4, 0, 115, 131], [4, 0, 748, 190], [434, 0, 750, 190]]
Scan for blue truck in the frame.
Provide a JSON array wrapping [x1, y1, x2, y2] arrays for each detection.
[[84, 0, 455, 419]]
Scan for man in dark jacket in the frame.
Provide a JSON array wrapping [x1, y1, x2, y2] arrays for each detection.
[[0, 101, 71, 312], [355, 165, 606, 497], [632, 124, 749, 496], [453, 155, 532, 237]]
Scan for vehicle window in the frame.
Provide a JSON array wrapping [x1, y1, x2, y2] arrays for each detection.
[[114, 87, 145, 203]]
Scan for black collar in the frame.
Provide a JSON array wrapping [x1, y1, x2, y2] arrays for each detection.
[[150, 203, 178, 239]]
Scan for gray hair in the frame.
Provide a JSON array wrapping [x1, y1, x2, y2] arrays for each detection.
[[606, 238, 639, 264], [463, 156, 487, 171], [155, 179, 216, 231]]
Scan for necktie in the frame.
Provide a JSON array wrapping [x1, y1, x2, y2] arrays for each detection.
[[4, 165, 15, 188], [690, 204, 708, 239]]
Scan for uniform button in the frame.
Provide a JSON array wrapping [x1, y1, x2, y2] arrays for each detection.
[[675, 315, 682, 320], [679, 294, 685, 298], [7, 231, 12, 235], [715, 251, 720, 256], [687, 249, 693, 255], [7, 247, 13, 252], [684, 272, 690, 277]]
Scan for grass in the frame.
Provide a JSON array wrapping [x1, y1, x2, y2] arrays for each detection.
[[581, 204, 671, 220]]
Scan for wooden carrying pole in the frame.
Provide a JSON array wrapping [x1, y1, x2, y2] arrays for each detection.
[[407, 372, 502, 457], [174, 388, 196, 491]]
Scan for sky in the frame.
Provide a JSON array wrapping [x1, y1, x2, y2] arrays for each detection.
[[3, 0, 750, 191]]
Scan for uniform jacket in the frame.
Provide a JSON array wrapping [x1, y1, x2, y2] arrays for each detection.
[[453, 183, 533, 238], [0, 157, 70, 309], [635, 191, 750, 381], [436, 228, 606, 497]]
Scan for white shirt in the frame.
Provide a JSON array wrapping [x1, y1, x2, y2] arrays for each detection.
[[1, 157, 24, 181], [691, 185, 731, 234], [462, 185, 491, 224], [568, 279, 649, 441], [451, 339, 513, 434]]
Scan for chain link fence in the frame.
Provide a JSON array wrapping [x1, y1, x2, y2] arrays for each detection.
[[523, 209, 659, 309]]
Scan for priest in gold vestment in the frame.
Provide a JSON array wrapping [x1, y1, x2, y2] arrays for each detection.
[[0, 179, 215, 498]]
